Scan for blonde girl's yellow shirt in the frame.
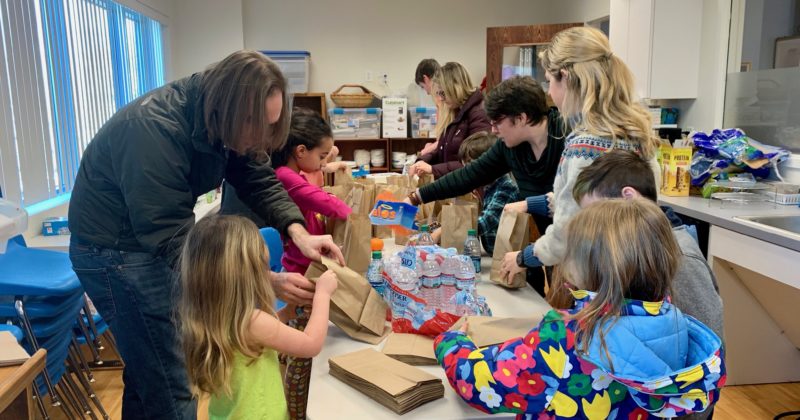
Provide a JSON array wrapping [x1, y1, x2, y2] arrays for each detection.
[[208, 349, 288, 420]]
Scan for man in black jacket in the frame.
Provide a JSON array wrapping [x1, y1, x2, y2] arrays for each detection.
[[68, 50, 342, 419]]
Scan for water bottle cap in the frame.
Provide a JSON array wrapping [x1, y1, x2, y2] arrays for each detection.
[[372, 251, 382, 259], [467, 228, 476, 236], [420, 224, 430, 232]]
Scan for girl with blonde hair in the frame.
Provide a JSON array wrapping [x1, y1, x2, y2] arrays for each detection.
[[179, 215, 338, 419], [501, 26, 661, 284], [410, 61, 491, 178], [436, 199, 725, 418]]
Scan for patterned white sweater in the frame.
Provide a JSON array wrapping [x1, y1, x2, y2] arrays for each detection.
[[530, 131, 661, 266]]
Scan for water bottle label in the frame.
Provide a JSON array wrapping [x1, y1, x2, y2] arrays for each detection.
[[399, 246, 417, 270], [440, 273, 455, 286], [421, 275, 440, 288], [471, 256, 481, 273], [455, 276, 474, 291]]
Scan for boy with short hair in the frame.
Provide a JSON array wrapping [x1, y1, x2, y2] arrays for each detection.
[[572, 149, 724, 341]]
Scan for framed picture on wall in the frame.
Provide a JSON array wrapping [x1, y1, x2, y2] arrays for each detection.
[[774, 35, 800, 68]]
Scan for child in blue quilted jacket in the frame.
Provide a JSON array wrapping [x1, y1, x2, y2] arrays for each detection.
[[435, 199, 725, 419]]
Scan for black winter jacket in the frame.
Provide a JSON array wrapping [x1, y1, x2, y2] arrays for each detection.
[[68, 73, 304, 263]]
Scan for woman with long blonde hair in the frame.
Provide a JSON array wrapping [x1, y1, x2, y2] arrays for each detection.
[[179, 215, 338, 419], [410, 61, 491, 178], [501, 26, 661, 284], [436, 199, 725, 418]]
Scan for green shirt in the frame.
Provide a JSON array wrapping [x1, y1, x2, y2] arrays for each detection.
[[209, 349, 288, 420]]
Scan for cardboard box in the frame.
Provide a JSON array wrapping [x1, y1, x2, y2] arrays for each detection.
[[659, 138, 693, 197], [42, 217, 70, 236], [382, 97, 408, 138]]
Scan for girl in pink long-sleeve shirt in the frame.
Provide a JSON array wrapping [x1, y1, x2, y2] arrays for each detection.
[[273, 108, 352, 274], [272, 108, 351, 417]]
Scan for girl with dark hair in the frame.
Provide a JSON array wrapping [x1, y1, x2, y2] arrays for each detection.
[[271, 107, 352, 274]]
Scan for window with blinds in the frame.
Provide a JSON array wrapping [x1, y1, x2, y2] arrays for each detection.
[[0, 0, 165, 208]]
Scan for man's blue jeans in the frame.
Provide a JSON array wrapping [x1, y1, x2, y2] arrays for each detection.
[[69, 237, 196, 420]]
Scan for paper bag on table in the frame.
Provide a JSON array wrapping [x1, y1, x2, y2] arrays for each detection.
[[328, 348, 444, 415], [381, 333, 436, 366], [439, 203, 478, 252], [341, 213, 373, 275], [449, 316, 539, 348], [490, 211, 534, 289], [334, 167, 355, 187], [314, 257, 390, 344]]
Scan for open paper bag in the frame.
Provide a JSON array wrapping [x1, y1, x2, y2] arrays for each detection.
[[449, 315, 540, 347], [439, 203, 478, 252], [490, 210, 536, 289], [305, 257, 390, 344]]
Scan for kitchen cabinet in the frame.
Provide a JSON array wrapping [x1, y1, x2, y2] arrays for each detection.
[[610, 0, 702, 99]]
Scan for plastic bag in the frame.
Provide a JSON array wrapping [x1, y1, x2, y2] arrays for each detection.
[[689, 128, 789, 186]]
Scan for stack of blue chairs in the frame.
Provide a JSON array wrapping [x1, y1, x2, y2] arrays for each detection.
[[0, 235, 108, 419]]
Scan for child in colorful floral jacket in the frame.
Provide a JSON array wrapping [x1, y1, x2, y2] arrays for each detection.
[[435, 199, 725, 419]]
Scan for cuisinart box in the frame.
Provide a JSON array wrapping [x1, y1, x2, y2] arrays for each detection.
[[382, 97, 408, 138]]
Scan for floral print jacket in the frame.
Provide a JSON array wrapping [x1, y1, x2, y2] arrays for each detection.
[[434, 291, 726, 419]]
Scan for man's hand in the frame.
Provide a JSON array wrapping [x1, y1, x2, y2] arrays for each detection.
[[271, 271, 315, 306], [500, 251, 526, 286], [287, 224, 345, 265], [503, 200, 528, 214]]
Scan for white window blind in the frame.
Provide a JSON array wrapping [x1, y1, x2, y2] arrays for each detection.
[[0, 0, 165, 208]]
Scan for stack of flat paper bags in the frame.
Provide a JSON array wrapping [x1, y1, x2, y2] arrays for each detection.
[[328, 348, 444, 414], [381, 333, 437, 365]]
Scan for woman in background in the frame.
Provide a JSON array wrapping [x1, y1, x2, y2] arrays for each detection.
[[409, 62, 490, 178]]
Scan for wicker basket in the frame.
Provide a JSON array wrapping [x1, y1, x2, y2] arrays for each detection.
[[330, 84, 377, 108]]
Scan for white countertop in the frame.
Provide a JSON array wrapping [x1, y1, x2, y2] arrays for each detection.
[[25, 196, 222, 252], [658, 195, 800, 252], [307, 249, 551, 420]]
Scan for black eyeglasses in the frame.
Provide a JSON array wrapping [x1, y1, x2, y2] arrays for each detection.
[[489, 116, 507, 128]]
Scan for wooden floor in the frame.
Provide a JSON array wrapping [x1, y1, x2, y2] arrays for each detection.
[[38, 367, 800, 419]]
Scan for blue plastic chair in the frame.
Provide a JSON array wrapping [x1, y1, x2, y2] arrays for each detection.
[[0, 235, 109, 418], [259, 227, 287, 310]]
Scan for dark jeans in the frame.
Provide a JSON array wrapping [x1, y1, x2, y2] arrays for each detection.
[[69, 237, 196, 420]]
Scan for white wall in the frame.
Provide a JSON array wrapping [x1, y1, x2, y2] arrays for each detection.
[[169, 0, 245, 79], [548, 0, 610, 23], [673, 0, 732, 131], [759, 0, 796, 68], [742, 0, 765, 69], [240, 0, 572, 101]]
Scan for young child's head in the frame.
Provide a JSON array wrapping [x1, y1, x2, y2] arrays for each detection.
[[271, 107, 334, 172], [538, 27, 656, 158], [572, 149, 657, 207], [178, 214, 276, 397], [557, 199, 680, 353], [458, 131, 497, 166]]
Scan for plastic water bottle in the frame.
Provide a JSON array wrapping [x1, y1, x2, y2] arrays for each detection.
[[417, 224, 434, 246], [383, 255, 402, 301], [440, 249, 460, 313], [464, 229, 482, 274], [420, 254, 442, 309], [455, 255, 476, 292], [391, 266, 419, 319], [366, 251, 384, 296]]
